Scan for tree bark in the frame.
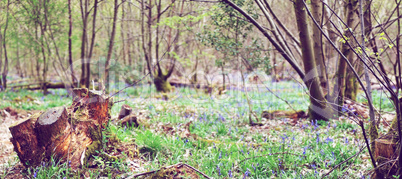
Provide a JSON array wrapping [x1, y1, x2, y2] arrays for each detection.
[[334, 0, 358, 112], [1, 0, 10, 91], [294, 0, 331, 121], [9, 89, 113, 169], [87, 0, 99, 88], [80, 0, 89, 88], [311, 0, 327, 91], [68, 0, 76, 85], [105, 0, 119, 92]]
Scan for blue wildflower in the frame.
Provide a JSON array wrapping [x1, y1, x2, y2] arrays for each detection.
[[243, 168, 249, 179], [325, 137, 333, 144]]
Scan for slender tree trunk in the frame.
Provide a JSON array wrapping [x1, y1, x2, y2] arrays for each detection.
[[294, 0, 331, 121], [39, 18, 48, 95], [334, 0, 358, 112], [127, 3, 133, 67], [80, 0, 88, 87], [121, 3, 127, 65], [68, 0, 75, 85], [16, 36, 22, 77], [147, 0, 153, 78], [343, 0, 360, 101], [153, 0, 173, 93], [359, 0, 378, 173], [141, 0, 153, 80], [1, 0, 10, 91], [311, 0, 327, 91], [87, 0, 99, 88], [0, 28, 3, 91], [104, 0, 119, 92]]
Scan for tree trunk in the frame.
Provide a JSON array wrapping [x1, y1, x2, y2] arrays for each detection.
[[1, 0, 10, 91], [311, 0, 327, 91], [121, 3, 127, 65], [87, 0, 99, 88], [343, 0, 360, 101], [80, 0, 89, 88], [9, 88, 113, 169], [0, 29, 3, 91], [105, 0, 119, 93], [68, 0, 75, 85], [334, 0, 358, 112], [154, 72, 172, 92], [294, 0, 331, 121]]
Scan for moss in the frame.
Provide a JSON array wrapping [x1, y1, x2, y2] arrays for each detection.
[[154, 73, 172, 93], [84, 125, 102, 162], [147, 167, 176, 179], [345, 77, 357, 101], [386, 116, 399, 142], [127, 148, 139, 158], [369, 123, 379, 159]]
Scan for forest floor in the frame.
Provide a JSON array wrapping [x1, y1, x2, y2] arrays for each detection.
[[0, 81, 396, 178]]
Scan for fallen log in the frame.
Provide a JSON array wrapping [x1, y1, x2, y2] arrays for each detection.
[[8, 88, 113, 169], [9, 82, 66, 90]]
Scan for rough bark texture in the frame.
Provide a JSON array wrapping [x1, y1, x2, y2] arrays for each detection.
[[8, 88, 113, 169], [374, 139, 397, 178], [294, 0, 331, 121], [9, 113, 43, 167]]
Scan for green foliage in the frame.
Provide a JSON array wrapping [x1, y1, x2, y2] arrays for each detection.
[[196, 0, 270, 74]]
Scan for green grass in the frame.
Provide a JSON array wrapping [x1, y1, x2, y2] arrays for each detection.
[[1, 81, 393, 178]]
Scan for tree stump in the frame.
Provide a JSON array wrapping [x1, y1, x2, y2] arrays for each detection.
[[118, 104, 132, 120], [8, 88, 113, 169], [374, 138, 398, 178], [116, 105, 139, 127]]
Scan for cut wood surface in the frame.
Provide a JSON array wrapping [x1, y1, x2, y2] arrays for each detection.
[[375, 139, 396, 159], [8, 88, 113, 169]]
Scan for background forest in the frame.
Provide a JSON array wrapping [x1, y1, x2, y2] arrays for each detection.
[[0, 0, 402, 178]]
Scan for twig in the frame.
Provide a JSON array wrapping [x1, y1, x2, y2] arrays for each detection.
[[321, 146, 366, 178], [125, 163, 211, 179], [127, 170, 157, 178], [113, 99, 127, 104], [182, 163, 211, 179]]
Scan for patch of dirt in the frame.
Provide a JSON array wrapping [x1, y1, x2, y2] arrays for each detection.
[[1, 163, 25, 179], [158, 121, 192, 139], [134, 163, 201, 179]]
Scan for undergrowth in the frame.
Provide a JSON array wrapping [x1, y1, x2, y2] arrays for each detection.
[[0, 81, 392, 178]]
